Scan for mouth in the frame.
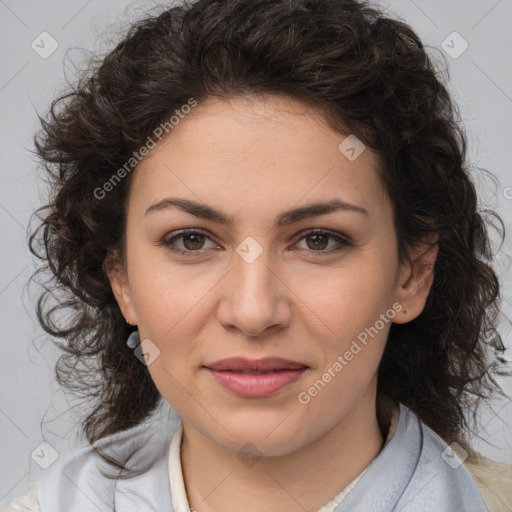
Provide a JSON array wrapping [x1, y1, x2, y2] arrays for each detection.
[[215, 369, 296, 374], [203, 357, 309, 397], [204, 356, 309, 373]]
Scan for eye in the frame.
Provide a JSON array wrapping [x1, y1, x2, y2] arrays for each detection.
[[293, 229, 352, 255], [161, 228, 351, 258], [161, 229, 219, 257]]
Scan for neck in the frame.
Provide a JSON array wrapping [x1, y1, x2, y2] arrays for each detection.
[[180, 385, 392, 512]]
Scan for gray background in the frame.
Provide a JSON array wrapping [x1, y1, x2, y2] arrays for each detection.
[[1, 0, 511, 505]]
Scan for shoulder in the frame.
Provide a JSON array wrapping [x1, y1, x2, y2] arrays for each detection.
[[2, 424, 175, 512], [0, 485, 40, 512], [35, 442, 118, 512], [0, 443, 123, 512], [464, 452, 512, 512], [393, 403, 489, 510], [0, 444, 117, 512], [2, 404, 181, 512], [403, 408, 512, 512]]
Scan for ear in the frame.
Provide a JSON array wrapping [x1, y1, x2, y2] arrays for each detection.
[[104, 249, 138, 326], [393, 236, 439, 324]]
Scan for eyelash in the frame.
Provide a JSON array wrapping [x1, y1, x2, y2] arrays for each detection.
[[161, 228, 352, 258]]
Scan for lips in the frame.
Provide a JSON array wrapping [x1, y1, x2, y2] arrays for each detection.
[[204, 357, 309, 397], [205, 357, 308, 373]]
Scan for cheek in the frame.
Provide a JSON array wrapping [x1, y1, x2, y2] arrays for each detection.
[[128, 242, 213, 330], [295, 265, 394, 414], [126, 250, 222, 393], [293, 254, 397, 407], [294, 253, 397, 343]]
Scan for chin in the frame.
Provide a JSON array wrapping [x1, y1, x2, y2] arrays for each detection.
[[208, 417, 308, 458]]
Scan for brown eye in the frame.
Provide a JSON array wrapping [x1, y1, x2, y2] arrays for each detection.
[[162, 229, 218, 257], [294, 229, 352, 255], [182, 233, 206, 250], [305, 233, 329, 251]]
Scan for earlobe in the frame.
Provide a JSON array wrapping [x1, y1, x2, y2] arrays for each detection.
[[393, 240, 439, 324], [103, 250, 138, 325]]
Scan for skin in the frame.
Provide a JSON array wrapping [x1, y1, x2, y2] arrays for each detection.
[[108, 94, 438, 512]]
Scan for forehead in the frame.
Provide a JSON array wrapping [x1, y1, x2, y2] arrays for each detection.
[[130, 95, 389, 223]]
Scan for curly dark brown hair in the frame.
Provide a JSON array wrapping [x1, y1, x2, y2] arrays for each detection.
[[29, 0, 510, 477]]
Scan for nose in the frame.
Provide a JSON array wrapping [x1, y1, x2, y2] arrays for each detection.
[[216, 242, 292, 338]]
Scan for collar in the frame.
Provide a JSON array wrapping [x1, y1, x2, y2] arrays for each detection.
[[332, 401, 423, 511]]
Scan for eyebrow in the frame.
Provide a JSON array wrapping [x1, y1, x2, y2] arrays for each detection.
[[144, 197, 369, 228]]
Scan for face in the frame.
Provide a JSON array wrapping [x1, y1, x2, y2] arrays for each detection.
[[108, 94, 436, 457]]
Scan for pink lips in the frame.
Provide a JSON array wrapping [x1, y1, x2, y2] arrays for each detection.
[[204, 357, 308, 397]]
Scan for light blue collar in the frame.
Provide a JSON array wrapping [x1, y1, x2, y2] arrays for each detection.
[[36, 401, 488, 511]]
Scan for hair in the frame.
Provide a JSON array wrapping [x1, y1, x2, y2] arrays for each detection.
[[29, 0, 510, 477]]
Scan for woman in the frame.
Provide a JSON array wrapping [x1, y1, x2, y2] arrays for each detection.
[[3, 0, 511, 510]]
